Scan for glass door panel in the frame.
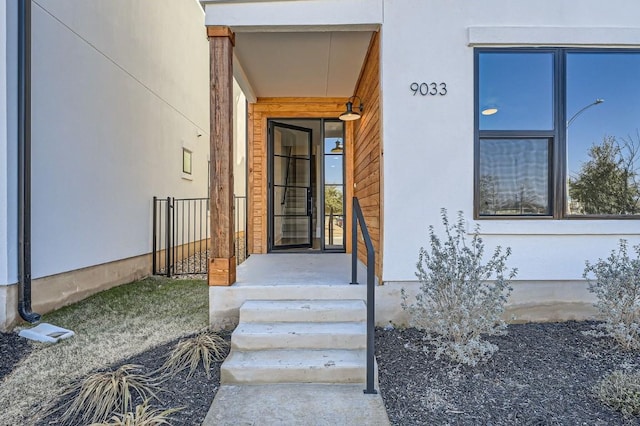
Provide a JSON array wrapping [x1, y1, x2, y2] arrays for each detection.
[[323, 121, 345, 250], [271, 122, 312, 249]]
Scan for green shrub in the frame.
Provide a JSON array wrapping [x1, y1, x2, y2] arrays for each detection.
[[402, 209, 516, 366], [584, 240, 640, 350], [595, 370, 640, 417]]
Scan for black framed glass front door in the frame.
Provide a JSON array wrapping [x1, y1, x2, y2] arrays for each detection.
[[269, 122, 313, 249]]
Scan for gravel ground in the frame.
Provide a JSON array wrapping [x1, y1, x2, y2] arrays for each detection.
[[376, 321, 640, 425], [38, 331, 230, 425], [0, 331, 32, 382]]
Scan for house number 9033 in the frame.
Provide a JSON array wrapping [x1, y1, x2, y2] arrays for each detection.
[[410, 82, 447, 96]]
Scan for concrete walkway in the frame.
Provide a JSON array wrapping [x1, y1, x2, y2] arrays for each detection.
[[202, 383, 390, 425]]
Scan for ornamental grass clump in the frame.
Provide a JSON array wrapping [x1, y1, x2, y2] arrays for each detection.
[[161, 330, 229, 379], [54, 364, 162, 426], [584, 239, 640, 350], [595, 370, 640, 417], [90, 400, 181, 426], [402, 209, 517, 366]]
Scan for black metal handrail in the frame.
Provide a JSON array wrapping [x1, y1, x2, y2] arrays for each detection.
[[350, 197, 377, 394]]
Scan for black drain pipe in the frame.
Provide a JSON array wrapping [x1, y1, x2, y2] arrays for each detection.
[[17, 0, 40, 323]]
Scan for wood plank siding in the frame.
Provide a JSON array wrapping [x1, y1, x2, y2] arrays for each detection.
[[352, 31, 383, 280], [247, 98, 350, 254]]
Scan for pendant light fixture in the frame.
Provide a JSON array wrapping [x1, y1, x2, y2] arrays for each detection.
[[339, 96, 364, 121]]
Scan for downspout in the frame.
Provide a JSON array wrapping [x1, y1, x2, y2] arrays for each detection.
[[17, 0, 40, 323]]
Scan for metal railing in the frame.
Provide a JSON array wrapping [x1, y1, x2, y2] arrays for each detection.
[[152, 196, 247, 276], [350, 197, 377, 394]]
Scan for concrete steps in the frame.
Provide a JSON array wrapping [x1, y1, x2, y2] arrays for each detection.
[[221, 349, 366, 384], [231, 322, 366, 350], [222, 299, 368, 384], [239, 299, 367, 323]]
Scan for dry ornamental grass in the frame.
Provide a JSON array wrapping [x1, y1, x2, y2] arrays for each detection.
[[50, 364, 162, 425], [90, 400, 180, 426], [161, 330, 229, 379]]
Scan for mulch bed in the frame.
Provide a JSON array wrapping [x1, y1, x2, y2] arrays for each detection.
[[376, 321, 640, 425], [9, 322, 640, 425], [0, 331, 32, 383], [37, 331, 231, 426]]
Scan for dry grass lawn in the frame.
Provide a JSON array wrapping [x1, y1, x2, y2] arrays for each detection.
[[0, 276, 208, 425]]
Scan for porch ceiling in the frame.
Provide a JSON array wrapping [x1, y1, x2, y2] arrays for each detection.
[[234, 31, 373, 98]]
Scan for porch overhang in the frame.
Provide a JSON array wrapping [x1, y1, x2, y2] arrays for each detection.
[[201, 0, 382, 99], [203, 1, 383, 286], [201, 0, 383, 31]]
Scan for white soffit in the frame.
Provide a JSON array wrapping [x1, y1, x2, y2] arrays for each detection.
[[203, 0, 383, 28], [234, 31, 373, 98]]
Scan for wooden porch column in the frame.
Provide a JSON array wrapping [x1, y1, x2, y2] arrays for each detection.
[[207, 26, 236, 286]]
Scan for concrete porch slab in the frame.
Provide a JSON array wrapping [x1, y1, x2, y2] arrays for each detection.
[[202, 384, 390, 426], [235, 253, 369, 286]]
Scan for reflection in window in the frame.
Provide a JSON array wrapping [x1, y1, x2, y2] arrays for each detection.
[[476, 48, 640, 218], [325, 155, 343, 185], [566, 53, 640, 215], [478, 52, 554, 131], [479, 139, 550, 215], [325, 185, 343, 215], [324, 121, 345, 249], [325, 186, 344, 246]]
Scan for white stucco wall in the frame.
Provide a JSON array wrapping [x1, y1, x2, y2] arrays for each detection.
[[381, 0, 640, 283], [29, 0, 210, 278], [0, 1, 18, 287], [0, 2, 9, 287], [233, 79, 247, 232]]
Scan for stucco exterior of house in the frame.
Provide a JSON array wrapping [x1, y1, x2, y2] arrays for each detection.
[[3, 0, 640, 331], [202, 0, 640, 325], [0, 0, 211, 330]]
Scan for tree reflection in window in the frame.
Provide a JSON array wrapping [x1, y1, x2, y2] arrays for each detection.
[[568, 135, 640, 215], [566, 52, 640, 216]]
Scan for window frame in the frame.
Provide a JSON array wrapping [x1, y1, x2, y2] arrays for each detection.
[[182, 148, 193, 175], [474, 47, 640, 220]]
